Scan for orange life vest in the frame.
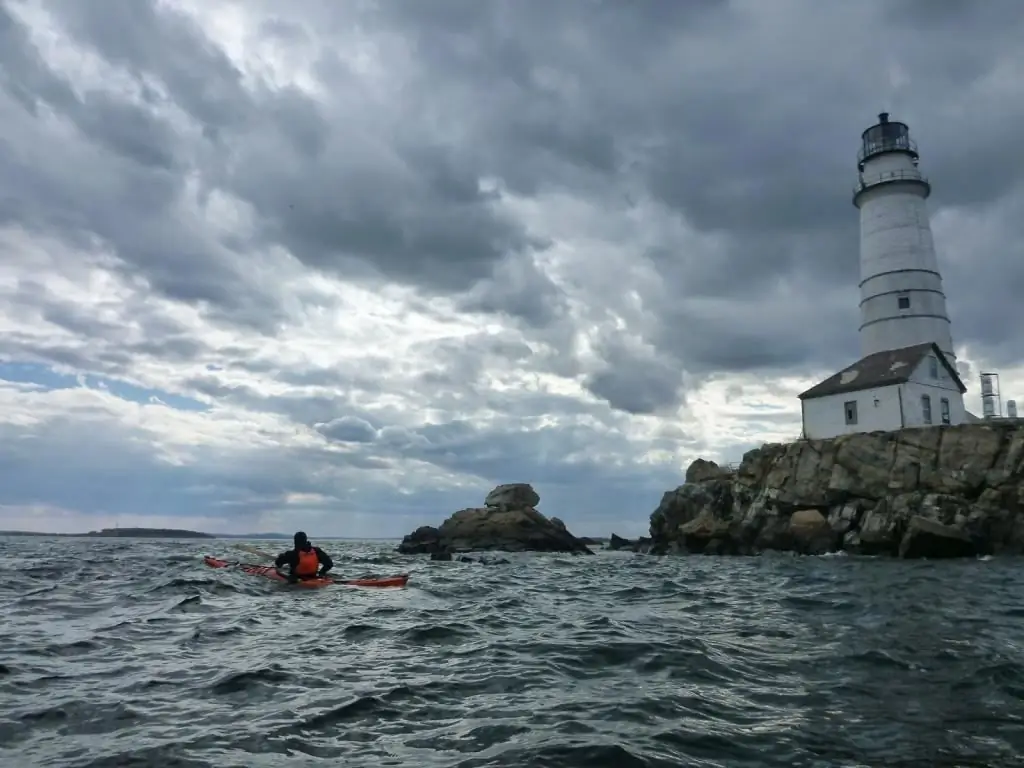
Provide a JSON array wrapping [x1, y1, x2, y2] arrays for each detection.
[[294, 547, 319, 577]]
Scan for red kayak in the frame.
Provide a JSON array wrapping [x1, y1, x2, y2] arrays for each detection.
[[203, 556, 409, 589]]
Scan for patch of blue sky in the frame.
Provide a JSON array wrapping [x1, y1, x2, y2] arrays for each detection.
[[0, 360, 209, 412]]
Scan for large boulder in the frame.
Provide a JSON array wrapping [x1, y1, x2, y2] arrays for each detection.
[[648, 421, 1024, 559], [685, 458, 732, 484], [787, 509, 838, 556], [397, 484, 593, 555], [485, 483, 541, 509]]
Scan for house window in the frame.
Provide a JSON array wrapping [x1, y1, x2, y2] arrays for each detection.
[[928, 356, 938, 379], [941, 397, 950, 424], [898, 296, 910, 310], [844, 400, 858, 425], [922, 394, 932, 424]]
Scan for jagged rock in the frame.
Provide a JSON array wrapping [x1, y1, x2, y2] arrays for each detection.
[[485, 483, 540, 509], [398, 484, 593, 555], [685, 458, 732, 484], [431, 551, 511, 565], [607, 533, 632, 550], [402, 525, 443, 554], [898, 516, 976, 559], [605, 533, 653, 553], [649, 421, 1024, 559]]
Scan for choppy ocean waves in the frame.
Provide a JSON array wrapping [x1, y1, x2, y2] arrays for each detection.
[[1, 537, 1022, 767]]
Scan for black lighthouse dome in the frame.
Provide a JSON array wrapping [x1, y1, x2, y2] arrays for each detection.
[[857, 112, 919, 171]]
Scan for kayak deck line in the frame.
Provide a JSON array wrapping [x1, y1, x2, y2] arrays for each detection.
[[203, 555, 409, 588]]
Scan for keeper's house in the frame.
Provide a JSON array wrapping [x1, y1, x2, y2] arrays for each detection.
[[797, 342, 967, 440]]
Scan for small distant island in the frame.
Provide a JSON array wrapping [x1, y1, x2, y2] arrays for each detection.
[[0, 528, 292, 539], [91, 528, 217, 538]]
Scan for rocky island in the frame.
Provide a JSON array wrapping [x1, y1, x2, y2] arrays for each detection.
[[397, 483, 594, 556], [648, 421, 1024, 559], [88, 528, 217, 538]]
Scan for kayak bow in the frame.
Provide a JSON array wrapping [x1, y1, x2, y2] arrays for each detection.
[[203, 556, 409, 588]]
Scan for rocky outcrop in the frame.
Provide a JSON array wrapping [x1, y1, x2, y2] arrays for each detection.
[[397, 483, 594, 555], [650, 421, 1024, 559], [607, 533, 634, 551], [429, 552, 511, 565], [606, 533, 653, 553]]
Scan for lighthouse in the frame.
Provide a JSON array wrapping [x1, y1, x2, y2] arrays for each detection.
[[853, 112, 956, 365], [796, 112, 967, 440]]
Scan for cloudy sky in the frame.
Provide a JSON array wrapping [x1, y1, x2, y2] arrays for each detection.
[[1, 0, 1022, 538]]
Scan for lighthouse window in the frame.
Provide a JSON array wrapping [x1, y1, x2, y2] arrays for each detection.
[[897, 296, 910, 310], [928, 356, 938, 379], [922, 394, 932, 425], [844, 400, 858, 425], [941, 397, 950, 424]]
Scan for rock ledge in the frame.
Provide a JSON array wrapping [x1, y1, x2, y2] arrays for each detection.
[[649, 421, 1024, 559], [397, 483, 594, 556]]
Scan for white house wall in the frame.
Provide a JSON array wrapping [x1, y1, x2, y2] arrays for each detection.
[[801, 384, 904, 440], [901, 354, 965, 427]]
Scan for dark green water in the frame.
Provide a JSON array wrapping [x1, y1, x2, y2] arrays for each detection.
[[1, 537, 1022, 767]]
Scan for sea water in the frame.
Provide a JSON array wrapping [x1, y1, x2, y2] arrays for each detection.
[[1, 537, 1022, 767]]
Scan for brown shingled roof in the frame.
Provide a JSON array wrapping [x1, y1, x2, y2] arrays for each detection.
[[798, 342, 966, 400]]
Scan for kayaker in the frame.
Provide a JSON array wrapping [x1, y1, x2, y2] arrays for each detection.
[[274, 531, 334, 581]]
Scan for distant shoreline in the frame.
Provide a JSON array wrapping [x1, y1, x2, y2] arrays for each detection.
[[0, 528, 289, 540], [0, 528, 612, 542]]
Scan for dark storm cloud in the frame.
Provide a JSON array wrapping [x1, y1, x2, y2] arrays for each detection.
[[258, 0, 1024, 408], [0, 0, 551, 329], [584, 333, 684, 415], [456, 253, 568, 329], [0, 279, 212, 370], [317, 416, 377, 444], [0, 5, 285, 331], [44, 0, 253, 132], [937, 195, 1024, 369], [0, 379, 676, 534], [0, 415, 236, 518], [1, 0, 1022, 439], [0, 413, 394, 519], [360, 414, 685, 509], [372, 0, 1024, 375]]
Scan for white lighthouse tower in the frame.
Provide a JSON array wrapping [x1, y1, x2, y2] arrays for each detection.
[[797, 112, 968, 440], [853, 112, 956, 364]]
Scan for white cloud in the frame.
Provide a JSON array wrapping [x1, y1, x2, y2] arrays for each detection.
[[0, 0, 1022, 538]]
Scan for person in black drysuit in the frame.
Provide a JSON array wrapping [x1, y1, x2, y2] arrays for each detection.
[[274, 531, 334, 581]]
